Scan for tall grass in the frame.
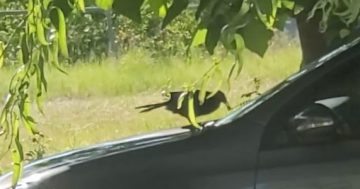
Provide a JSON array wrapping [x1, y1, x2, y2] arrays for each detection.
[[0, 42, 301, 99], [45, 50, 213, 98], [39, 45, 301, 98]]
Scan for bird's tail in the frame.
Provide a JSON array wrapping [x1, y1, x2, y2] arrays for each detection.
[[135, 102, 167, 113]]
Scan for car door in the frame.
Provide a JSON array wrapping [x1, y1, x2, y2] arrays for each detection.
[[255, 58, 360, 189]]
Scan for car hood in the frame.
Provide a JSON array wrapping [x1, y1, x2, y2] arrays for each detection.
[[0, 127, 193, 189]]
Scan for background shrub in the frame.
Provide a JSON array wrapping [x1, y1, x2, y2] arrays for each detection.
[[0, 2, 197, 65]]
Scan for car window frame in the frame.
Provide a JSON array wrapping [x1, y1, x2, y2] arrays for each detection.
[[259, 56, 360, 151]]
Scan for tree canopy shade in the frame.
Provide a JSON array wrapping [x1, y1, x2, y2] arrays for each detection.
[[1, 0, 360, 187]]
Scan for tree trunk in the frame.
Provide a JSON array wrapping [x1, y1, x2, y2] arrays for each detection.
[[296, 12, 328, 67]]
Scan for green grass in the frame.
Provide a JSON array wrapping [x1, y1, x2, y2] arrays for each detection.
[[45, 50, 214, 98], [0, 42, 301, 172]]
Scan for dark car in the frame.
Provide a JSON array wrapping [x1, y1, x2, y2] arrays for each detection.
[[1, 38, 360, 189]]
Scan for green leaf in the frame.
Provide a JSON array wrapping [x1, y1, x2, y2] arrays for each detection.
[[148, 0, 164, 11], [0, 41, 4, 68], [96, 0, 113, 10], [162, 0, 189, 28], [113, 0, 145, 23], [50, 8, 69, 57], [11, 115, 23, 188], [191, 28, 207, 47], [238, 17, 273, 57], [39, 57, 48, 92], [234, 33, 245, 64], [282, 0, 295, 10], [273, 12, 289, 31], [49, 35, 66, 73], [221, 26, 235, 50], [177, 91, 188, 109], [11, 148, 23, 188], [35, 58, 47, 114], [158, 5, 167, 17], [0, 108, 5, 126], [53, 0, 75, 17], [256, 0, 273, 16], [253, 0, 273, 27], [224, 33, 245, 87], [57, 10, 68, 58], [20, 34, 29, 65], [148, 0, 167, 17], [43, 0, 52, 9], [76, 0, 85, 12], [187, 91, 200, 128], [36, 92, 45, 114], [293, 4, 304, 15], [227, 61, 237, 90], [205, 15, 226, 54], [226, 1, 250, 29], [20, 97, 39, 135], [35, 14, 49, 45]]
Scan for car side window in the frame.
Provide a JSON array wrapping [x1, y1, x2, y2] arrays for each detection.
[[261, 62, 360, 151]]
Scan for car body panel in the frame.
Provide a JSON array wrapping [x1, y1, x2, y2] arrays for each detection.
[[0, 118, 263, 189], [0, 128, 192, 188]]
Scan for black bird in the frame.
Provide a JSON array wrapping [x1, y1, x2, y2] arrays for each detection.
[[135, 90, 232, 118]]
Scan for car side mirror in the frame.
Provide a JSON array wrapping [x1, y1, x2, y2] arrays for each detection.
[[288, 103, 344, 144]]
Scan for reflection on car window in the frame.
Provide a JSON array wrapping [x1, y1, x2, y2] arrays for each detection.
[[260, 61, 360, 150]]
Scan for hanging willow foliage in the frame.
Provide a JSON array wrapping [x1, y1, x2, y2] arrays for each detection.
[[0, 0, 84, 187]]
